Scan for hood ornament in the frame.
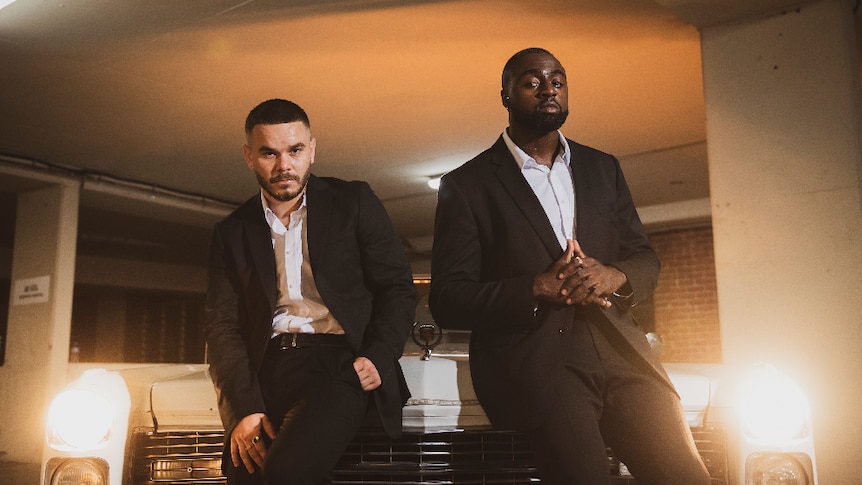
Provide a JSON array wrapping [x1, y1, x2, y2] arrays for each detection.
[[412, 321, 442, 360]]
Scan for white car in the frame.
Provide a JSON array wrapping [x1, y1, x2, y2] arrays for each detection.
[[41, 324, 817, 485]]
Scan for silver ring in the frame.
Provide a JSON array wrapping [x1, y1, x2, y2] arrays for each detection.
[[574, 256, 583, 265]]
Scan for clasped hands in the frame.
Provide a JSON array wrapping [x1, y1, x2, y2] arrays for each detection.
[[533, 239, 627, 309]]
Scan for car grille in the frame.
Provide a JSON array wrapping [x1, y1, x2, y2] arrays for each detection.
[[129, 426, 727, 485], [333, 429, 538, 485], [692, 426, 729, 485], [130, 430, 225, 485]]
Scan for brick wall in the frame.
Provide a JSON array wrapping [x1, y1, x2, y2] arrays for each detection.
[[648, 226, 722, 363]]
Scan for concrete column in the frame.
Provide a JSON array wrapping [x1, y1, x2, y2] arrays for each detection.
[[699, 1, 862, 482], [0, 182, 79, 462]]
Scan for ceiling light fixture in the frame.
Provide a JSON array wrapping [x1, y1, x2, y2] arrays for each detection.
[[427, 175, 443, 190]]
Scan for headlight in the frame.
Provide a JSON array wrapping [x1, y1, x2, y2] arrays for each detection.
[[745, 452, 813, 485], [738, 366, 810, 444], [46, 457, 109, 485], [46, 389, 114, 451]]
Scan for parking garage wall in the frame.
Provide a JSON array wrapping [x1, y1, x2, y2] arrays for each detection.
[[649, 226, 722, 363]]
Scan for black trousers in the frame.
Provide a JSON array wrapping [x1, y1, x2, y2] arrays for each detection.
[[225, 339, 369, 485], [525, 320, 712, 485]]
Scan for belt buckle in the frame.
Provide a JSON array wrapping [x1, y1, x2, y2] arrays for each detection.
[[277, 333, 299, 351]]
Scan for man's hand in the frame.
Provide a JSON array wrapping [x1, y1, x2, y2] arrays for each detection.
[[230, 413, 277, 474], [353, 357, 382, 391], [534, 240, 627, 308], [557, 240, 627, 308], [533, 240, 577, 304]]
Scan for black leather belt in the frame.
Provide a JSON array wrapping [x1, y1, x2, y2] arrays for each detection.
[[271, 332, 349, 350]]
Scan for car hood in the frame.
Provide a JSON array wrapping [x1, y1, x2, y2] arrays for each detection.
[[664, 364, 712, 426], [149, 367, 222, 431], [82, 359, 721, 433], [400, 357, 715, 430]]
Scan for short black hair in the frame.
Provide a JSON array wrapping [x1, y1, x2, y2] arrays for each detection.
[[245, 99, 310, 136], [501, 47, 558, 88]]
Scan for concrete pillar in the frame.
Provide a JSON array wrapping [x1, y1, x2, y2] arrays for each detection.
[[0, 182, 79, 462], [699, 1, 862, 482]]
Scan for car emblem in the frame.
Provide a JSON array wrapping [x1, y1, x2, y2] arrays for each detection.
[[411, 321, 442, 360]]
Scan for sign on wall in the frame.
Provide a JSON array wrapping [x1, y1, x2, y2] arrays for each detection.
[[13, 275, 50, 306]]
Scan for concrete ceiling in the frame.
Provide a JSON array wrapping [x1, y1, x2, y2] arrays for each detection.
[[0, 0, 857, 259]]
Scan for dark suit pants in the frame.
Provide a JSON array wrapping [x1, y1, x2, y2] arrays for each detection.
[[226, 338, 369, 485], [525, 320, 711, 485]]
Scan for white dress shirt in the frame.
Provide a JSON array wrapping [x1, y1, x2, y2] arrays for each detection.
[[263, 193, 313, 334], [262, 192, 343, 335], [502, 130, 576, 249]]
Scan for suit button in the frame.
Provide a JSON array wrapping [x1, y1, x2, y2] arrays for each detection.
[[559, 327, 568, 334]]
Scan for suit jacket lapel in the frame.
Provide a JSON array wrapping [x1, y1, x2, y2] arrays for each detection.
[[489, 137, 563, 258], [240, 195, 278, 312], [568, 140, 602, 256], [304, 175, 330, 273]]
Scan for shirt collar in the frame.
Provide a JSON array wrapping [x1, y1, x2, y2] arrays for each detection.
[[261, 190, 307, 235], [502, 129, 571, 170]]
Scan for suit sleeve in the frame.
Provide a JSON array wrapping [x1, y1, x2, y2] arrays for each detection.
[[354, 182, 417, 379], [204, 223, 267, 434], [429, 173, 539, 333], [604, 157, 660, 306]]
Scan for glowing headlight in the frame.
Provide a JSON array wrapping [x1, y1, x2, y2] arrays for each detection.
[[745, 453, 812, 485], [47, 457, 109, 485], [738, 366, 810, 444], [46, 389, 114, 451]]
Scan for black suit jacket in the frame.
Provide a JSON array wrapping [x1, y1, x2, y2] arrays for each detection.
[[205, 175, 416, 439], [429, 136, 669, 430]]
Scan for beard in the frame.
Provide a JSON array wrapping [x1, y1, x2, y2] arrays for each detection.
[[257, 170, 310, 202], [512, 106, 569, 133]]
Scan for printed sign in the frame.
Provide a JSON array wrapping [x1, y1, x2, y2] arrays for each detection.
[[13, 275, 50, 305]]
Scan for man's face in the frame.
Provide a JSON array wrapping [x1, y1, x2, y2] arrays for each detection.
[[503, 52, 569, 132], [243, 121, 315, 205]]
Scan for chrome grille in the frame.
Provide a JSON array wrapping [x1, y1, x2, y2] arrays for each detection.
[[332, 429, 539, 485], [130, 430, 226, 485], [130, 426, 727, 485], [692, 426, 729, 485]]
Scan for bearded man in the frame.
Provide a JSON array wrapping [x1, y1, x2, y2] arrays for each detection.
[[429, 48, 711, 485], [205, 99, 416, 485]]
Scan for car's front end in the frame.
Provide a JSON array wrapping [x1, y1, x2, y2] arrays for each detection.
[[41, 329, 817, 485], [41, 364, 218, 485]]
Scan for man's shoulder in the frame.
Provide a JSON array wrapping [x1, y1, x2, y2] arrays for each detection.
[[311, 174, 368, 192], [450, 134, 616, 173], [307, 175, 386, 211], [308, 175, 377, 204], [215, 194, 260, 228]]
